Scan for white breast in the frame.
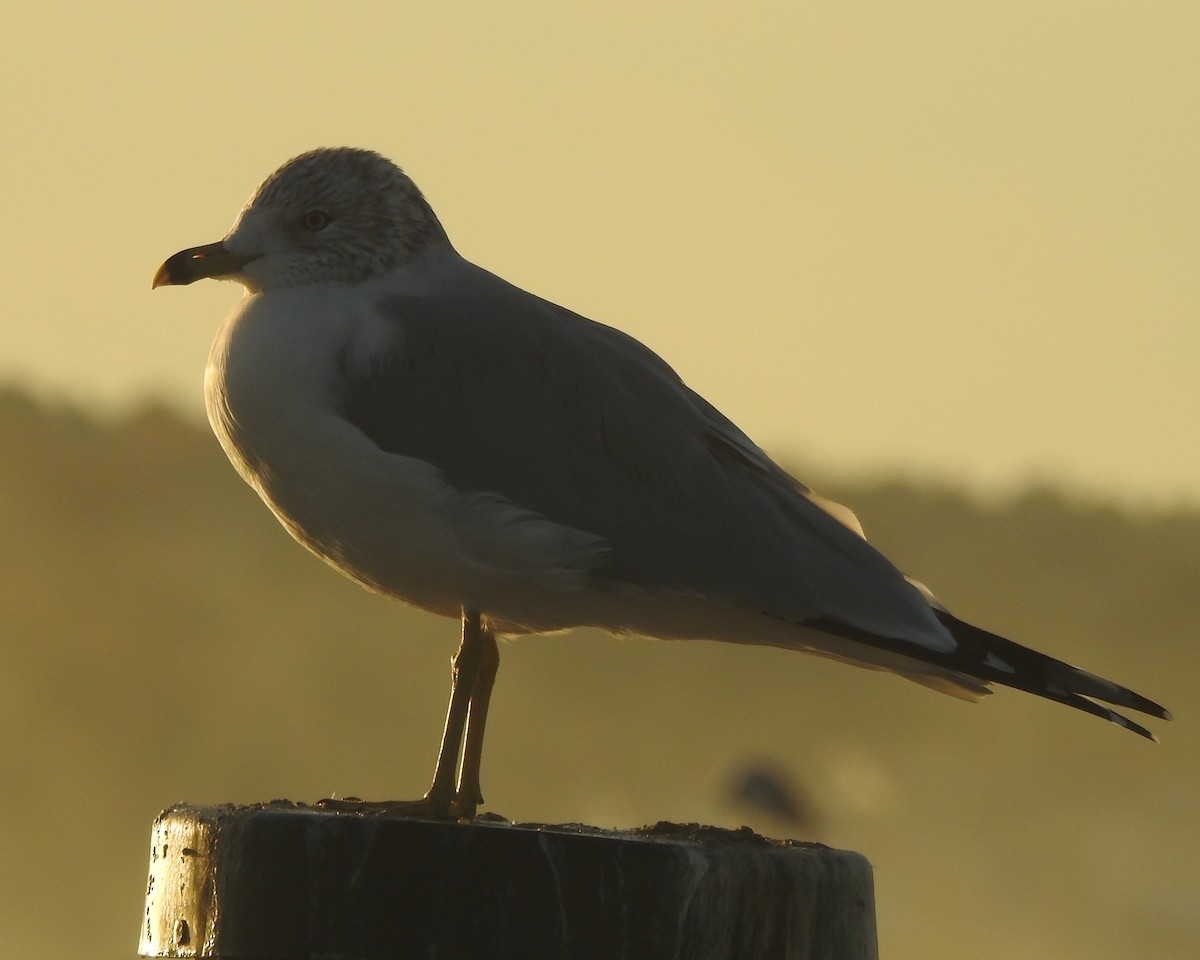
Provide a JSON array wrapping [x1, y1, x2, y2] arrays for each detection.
[[203, 281, 608, 624]]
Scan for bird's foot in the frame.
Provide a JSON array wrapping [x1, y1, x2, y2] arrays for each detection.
[[316, 791, 479, 821]]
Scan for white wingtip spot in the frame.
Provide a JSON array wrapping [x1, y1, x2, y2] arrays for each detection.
[[982, 652, 1016, 674]]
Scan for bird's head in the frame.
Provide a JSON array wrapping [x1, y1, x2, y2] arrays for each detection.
[[153, 147, 450, 293]]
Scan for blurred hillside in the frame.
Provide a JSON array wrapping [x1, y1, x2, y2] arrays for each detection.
[[0, 388, 1195, 960]]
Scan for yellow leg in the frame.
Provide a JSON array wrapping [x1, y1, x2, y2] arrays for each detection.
[[425, 607, 488, 812], [317, 607, 499, 820], [452, 623, 500, 818]]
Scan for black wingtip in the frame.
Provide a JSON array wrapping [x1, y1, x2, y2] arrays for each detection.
[[808, 611, 1170, 740], [929, 611, 1171, 739], [1058, 663, 1172, 722], [1104, 707, 1158, 743]]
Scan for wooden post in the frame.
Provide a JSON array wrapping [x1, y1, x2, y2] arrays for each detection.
[[139, 802, 877, 959]]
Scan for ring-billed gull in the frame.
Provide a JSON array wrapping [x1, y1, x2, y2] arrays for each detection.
[[154, 148, 1170, 819]]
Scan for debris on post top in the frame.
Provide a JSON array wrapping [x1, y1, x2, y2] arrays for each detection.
[[140, 802, 877, 960]]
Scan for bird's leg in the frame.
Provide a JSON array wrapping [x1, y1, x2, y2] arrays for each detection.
[[450, 623, 500, 819], [317, 607, 488, 820], [423, 607, 487, 813]]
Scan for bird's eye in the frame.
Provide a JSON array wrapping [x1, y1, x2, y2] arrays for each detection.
[[301, 209, 331, 231]]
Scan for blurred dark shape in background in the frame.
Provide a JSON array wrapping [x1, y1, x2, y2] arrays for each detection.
[[726, 759, 820, 835]]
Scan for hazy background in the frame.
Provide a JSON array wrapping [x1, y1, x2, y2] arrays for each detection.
[[3, 1, 1198, 504], [1, 2, 1196, 958]]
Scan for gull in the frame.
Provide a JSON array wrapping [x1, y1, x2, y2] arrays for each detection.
[[154, 147, 1170, 818]]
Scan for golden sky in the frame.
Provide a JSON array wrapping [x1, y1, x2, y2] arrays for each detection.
[[3, 1, 1196, 504]]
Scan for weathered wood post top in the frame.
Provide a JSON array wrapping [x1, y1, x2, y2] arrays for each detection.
[[140, 802, 877, 960]]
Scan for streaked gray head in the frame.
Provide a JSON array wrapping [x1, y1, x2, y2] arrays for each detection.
[[154, 148, 450, 292]]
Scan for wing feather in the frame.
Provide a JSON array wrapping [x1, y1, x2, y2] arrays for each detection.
[[339, 268, 952, 650]]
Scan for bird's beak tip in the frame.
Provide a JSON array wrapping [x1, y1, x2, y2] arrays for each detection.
[[151, 262, 176, 289]]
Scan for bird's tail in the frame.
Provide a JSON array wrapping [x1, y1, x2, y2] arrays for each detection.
[[808, 611, 1172, 740], [928, 610, 1172, 741]]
